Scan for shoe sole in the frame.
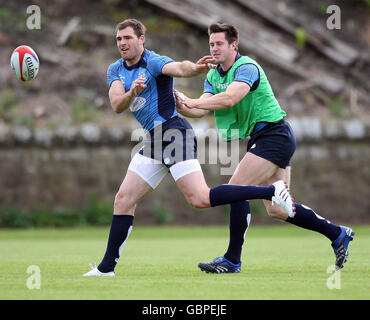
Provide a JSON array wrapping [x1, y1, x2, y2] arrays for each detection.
[[335, 229, 355, 270], [198, 263, 217, 273], [198, 263, 240, 274], [83, 273, 115, 277]]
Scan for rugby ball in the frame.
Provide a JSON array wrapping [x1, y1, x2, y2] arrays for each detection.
[[10, 45, 39, 81]]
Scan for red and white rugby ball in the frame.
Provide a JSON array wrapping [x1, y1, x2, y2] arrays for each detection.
[[10, 45, 39, 81]]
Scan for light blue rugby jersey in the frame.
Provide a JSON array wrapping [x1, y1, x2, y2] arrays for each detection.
[[107, 49, 177, 131]]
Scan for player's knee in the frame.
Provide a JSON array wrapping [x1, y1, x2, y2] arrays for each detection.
[[114, 191, 124, 204], [114, 189, 134, 209]]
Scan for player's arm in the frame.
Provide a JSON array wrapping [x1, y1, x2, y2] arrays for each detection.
[[175, 91, 211, 118], [182, 63, 258, 110], [183, 81, 250, 111], [162, 56, 216, 78], [108, 77, 146, 113]]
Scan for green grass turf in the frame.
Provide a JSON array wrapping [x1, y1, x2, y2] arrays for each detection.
[[0, 225, 369, 300]]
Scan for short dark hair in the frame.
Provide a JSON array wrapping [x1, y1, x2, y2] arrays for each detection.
[[115, 19, 146, 38], [208, 23, 239, 47]]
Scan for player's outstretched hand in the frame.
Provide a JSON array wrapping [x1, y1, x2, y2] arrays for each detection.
[[194, 55, 217, 73]]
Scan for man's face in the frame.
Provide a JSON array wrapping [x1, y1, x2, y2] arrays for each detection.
[[209, 32, 237, 64], [116, 27, 144, 62]]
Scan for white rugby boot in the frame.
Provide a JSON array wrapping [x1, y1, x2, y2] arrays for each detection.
[[83, 264, 115, 277], [271, 180, 296, 218]]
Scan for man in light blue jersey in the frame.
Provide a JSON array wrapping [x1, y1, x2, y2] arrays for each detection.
[[83, 19, 295, 277]]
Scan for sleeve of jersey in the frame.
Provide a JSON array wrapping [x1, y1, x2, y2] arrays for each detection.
[[147, 55, 174, 77], [107, 63, 121, 88], [203, 78, 214, 95], [234, 64, 260, 90]]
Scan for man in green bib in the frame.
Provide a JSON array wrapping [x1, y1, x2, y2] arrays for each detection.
[[176, 23, 354, 273]]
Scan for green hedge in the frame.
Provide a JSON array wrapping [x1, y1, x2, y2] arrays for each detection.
[[0, 195, 113, 228], [0, 195, 180, 228]]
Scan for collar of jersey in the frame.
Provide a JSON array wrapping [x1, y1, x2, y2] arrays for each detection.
[[123, 49, 147, 70], [217, 52, 241, 77]]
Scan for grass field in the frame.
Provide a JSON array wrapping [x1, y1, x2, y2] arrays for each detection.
[[0, 225, 369, 300]]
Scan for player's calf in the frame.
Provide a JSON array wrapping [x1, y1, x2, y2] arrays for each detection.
[[264, 200, 289, 220]]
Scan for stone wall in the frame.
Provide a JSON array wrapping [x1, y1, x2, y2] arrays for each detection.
[[0, 117, 369, 225]]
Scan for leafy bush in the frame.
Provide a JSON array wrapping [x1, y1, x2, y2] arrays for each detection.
[[294, 28, 307, 49], [0, 195, 114, 228], [82, 194, 113, 225], [0, 207, 33, 228], [345, 0, 370, 6], [0, 88, 18, 121], [153, 205, 174, 225], [71, 97, 102, 124]]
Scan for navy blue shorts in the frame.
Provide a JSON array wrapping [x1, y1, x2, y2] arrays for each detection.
[[247, 119, 296, 169], [139, 116, 197, 168]]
